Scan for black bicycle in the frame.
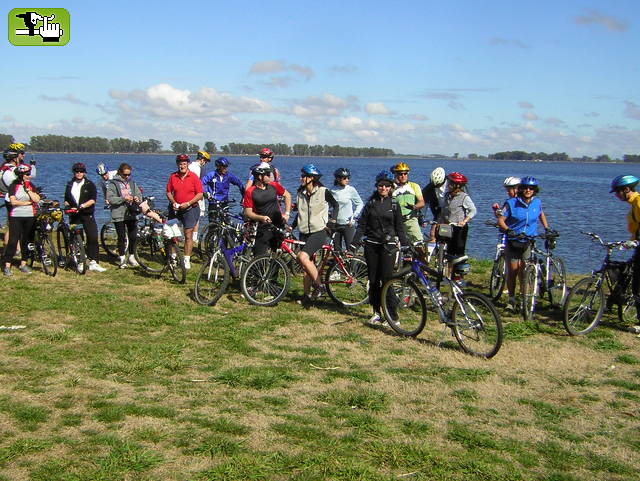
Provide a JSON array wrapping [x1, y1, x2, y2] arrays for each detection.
[[56, 208, 88, 274], [28, 199, 60, 277]]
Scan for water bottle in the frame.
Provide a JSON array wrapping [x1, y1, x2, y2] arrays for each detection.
[[426, 281, 442, 303]]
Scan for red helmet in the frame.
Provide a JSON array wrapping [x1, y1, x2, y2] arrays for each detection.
[[446, 172, 468, 185], [176, 154, 189, 163], [259, 147, 274, 158], [72, 162, 87, 172]]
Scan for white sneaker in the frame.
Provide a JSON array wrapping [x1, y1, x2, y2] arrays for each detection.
[[367, 313, 382, 325], [118, 255, 127, 269], [88, 260, 107, 272], [128, 254, 139, 267], [184, 257, 191, 269]]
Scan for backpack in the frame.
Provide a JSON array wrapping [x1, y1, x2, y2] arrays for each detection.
[[0, 163, 15, 194]]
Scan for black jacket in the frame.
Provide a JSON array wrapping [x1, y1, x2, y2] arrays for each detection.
[[64, 178, 97, 215], [354, 195, 408, 246]]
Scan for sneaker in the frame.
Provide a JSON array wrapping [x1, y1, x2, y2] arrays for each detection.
[[329, 271, 342, 281], [18, 265, 32, 274], [310, 284, 326, 300], [506, 297, 517, 312], [367, 313, 382, 325], [118, 255, 127, 269], [3, 267, 13, 277], [127, 255, 139, 267], [296, 294, 312, 306], [184, 257, 191, 270], [89, 260, 107, 272]]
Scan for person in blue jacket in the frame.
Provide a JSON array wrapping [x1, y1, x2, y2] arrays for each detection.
[[201, 157, 245, 221]]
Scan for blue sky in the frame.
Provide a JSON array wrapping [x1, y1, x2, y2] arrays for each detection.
[[2, 0, 639, 156]]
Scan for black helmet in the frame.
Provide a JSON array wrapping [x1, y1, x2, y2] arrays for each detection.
[[334, 167, 351, 178], [252, 163, 272, 177]]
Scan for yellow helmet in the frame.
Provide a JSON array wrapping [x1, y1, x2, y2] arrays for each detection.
[[196, 150, 211, 161], [391, 162, 410, 173], [8, 142, 25, 153], [51, 209, 63, 223]]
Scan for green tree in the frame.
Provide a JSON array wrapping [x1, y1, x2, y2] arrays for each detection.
[[0, 134, 15, 148], [148, 139, 162, 152], [203, 141, 216, 153], [171, 141, 189, 154]]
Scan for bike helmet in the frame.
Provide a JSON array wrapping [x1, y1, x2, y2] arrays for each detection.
[[2, 149, 19, 161], [430, 167, 445, 185], [503, 176, 521, 187], [72, 162, 87, 173], [301, 163, 322, 178], [334, 167, 351, 178], [446, 172, 468, 185], [176, 154, 190, 163], [196, 150, 211, 162], [8, 143, 25, 154], [610, 174, 640, 193], [252, 162, 272, 177], [519, 176, 539, 192], [391, 162, 410, 173], [96, 162, 109, 175], [215, 157, 230, 168], [15, 164, 32, 176], [258, 147, 274, 158], [375, 170, 394, 185]]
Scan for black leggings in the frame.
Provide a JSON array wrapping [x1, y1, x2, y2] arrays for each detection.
[[2, 217, 35, 264], [115, 219, 137, 256], [69, 213, 99, 261], [364, 241, 397, 314], [444, 224, 469, 257], [333, 224, 355, 251]]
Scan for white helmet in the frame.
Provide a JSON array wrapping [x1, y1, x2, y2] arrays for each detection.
[[430, 167, 445, 185], [503, 176, 520, 187]]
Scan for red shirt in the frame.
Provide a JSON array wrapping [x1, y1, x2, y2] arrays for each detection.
[[243, 182, 285, 223], [166, 170, 203, 204]]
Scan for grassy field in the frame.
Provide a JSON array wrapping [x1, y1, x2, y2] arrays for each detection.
[[0, 256, 639, 481]]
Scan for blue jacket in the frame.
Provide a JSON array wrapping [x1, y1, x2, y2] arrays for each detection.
[[201, 170, 244, 203], [504, 196, 542, 237]]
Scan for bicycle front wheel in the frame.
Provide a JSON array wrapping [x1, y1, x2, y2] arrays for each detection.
[[522, 263, 538, 321], [546, 257, 567, 308], [451, 292, 503, 358], [71, 233, 88, 275], [563, 275, 604, 335], [166, 243, 186, 284], [325, 256, 369, 307], [100, 221, 119, 259], [240, 254, 290, 306], [489, 252, 506, 302], [134, 236, 165, 273], [40, 235, 58, 277], [194, 250, 230, 305], [380, 275, 427, 337]]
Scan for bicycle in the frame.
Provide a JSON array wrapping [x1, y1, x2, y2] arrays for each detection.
[[380, 247, 503, 358], [485, 220, 507, 302], [100, 220, 119, 259], [27, 199, 60, 277], [240, 225, 369, 307], [563, 232, 636, 335], [197, 199, 240, 258], [518, 231, 567, 321], [194, 220, 256, 305], [427, 221, 470, 289], [56, 208, 88, 274]]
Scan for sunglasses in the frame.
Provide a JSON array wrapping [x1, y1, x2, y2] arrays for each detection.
[[377, 183, 392, 188], [73, 169, 86, 173], [395, 172, 409, 176]]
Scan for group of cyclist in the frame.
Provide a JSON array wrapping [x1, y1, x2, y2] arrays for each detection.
[[3, 140, 640, 322]]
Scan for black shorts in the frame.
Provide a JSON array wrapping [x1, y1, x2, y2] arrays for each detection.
[[299, 230, 329, 257]]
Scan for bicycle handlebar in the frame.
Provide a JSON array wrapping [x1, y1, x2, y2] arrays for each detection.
[[580, 231, 638, 250]]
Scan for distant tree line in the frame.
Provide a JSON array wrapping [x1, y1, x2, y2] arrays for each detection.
[[24, 135, 163, 153], [488, 151, 571, 161], [219, 143, 394, 157], [623, 154, 640, 163]]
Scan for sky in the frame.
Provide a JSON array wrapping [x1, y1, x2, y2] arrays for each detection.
[[2, 0, 639, 157]]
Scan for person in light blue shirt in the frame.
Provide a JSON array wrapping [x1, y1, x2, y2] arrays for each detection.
[[330, 168, 363, 251]]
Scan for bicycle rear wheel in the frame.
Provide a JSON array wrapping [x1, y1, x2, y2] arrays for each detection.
[[194, 250, 230, 305], [489, 252, 506, 302], [546, 256, 567, 308], [563, 275, 604, 335], [618, 281, 636, 326], [134, 236, 165, 273], [380, 275, 427, 336], [240, 254, 290, 306], [451, 292, 503, 358], [39, 235, 58, 277], [71, 233, 88, 275], [100, 221, 119, 259], [56, 225, 69, 268], [166, 243, 186, 284], [325, 256, 369, 307], [522, 264, 537, 321]]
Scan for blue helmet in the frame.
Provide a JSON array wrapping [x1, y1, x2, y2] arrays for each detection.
[[610, 175, 639, 193], [215, 157, 230, 168], [301, 163, 322, 178], [519, 176, 539, 192], [375, 170, 394, 184]]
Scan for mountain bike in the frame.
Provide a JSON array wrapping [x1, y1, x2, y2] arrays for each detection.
[[240, 225, 369, 307], [27, 200, 59, 276], [100, 220, 119, 259], [519, 231, 567, 320], [133, 214, 186, 284], [197, 199, 240, 258], [427, 222, 470, 289], [380, 247, 503, 358], [563, 232, 636, 335], [56, 208, 88, 274], [485, 220, 507, 302], [194, 220, 256, 305]]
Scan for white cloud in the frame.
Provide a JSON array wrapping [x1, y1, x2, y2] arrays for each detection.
[[290, 93, 359, 118], [522, 112, 538, 121], [249, 60, 286, 74], [249, 60, 315, 85], [624, 101, 640, 120], [518, 101, 534, 109], [365, 102, 391, 115], [39, 94, 88, 105], [575, 10, 629, 32], [330, 64, 358, 74]]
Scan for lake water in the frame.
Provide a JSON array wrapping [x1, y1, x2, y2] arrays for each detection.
[[20, 153, 638, 273]]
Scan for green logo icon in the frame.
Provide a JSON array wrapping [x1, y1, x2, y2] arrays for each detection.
[[8, 8, 69, 46]]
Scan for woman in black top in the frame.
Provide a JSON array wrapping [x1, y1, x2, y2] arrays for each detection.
[[64, 162, 106, 272], [353, 170, 408, 324]]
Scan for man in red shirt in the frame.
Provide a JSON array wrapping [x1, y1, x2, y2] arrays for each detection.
[[166, 154, 204, 269]]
